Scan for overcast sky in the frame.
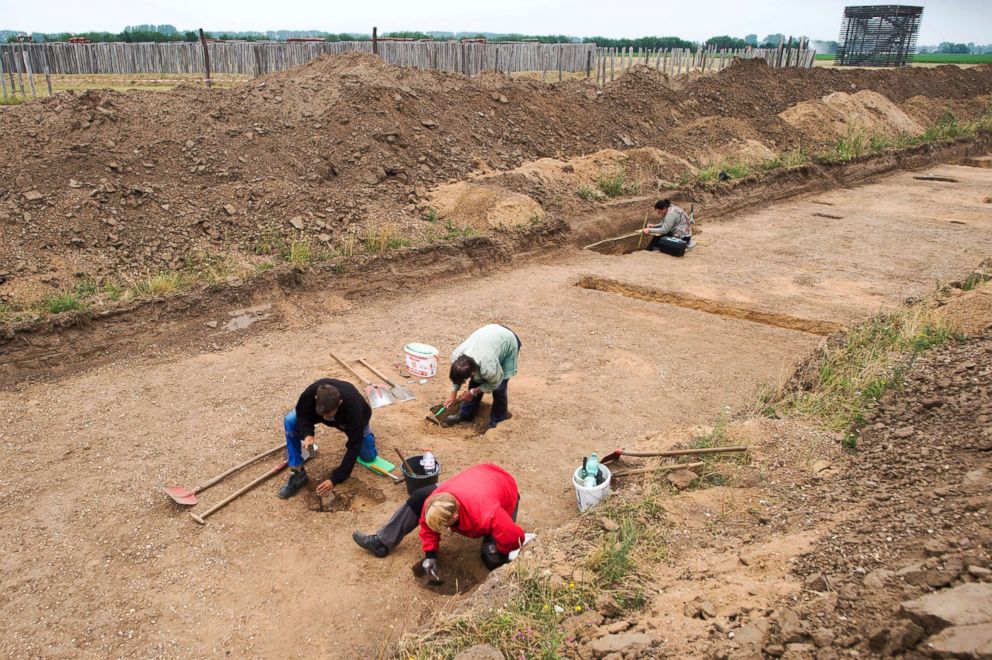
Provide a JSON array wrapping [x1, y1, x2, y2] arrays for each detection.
[[1, 0, 987, 43]]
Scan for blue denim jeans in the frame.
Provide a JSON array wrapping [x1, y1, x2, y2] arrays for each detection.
[[283, 410, 376, 469], [458, 378, 510, 427]]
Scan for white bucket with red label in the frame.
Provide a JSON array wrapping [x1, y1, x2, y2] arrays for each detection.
[[404, 343, 438, 378]]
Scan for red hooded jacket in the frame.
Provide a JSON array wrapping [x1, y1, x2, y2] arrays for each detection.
[[419, 464, 524, 556]]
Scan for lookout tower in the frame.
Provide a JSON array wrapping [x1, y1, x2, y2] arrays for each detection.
[[836, 5, 923, 67]]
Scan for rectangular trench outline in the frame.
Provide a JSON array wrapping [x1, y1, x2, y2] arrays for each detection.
[[575, 276, 845, 336]]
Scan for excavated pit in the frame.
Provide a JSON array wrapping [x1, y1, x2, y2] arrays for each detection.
[[576, 276, 845, 336]]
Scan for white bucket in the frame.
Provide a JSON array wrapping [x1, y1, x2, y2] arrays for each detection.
[[573, 465, 612, 512], [405, 343, 438, 378]]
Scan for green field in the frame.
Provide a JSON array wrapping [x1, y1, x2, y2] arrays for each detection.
[[815, 53, 992, 64]]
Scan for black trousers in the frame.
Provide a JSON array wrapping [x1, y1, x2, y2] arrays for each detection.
[[375, 485, 520, 571], [647, 235, 689, 257]]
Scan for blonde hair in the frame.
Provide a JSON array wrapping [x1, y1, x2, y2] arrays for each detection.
[[424, 493, 458, 532]]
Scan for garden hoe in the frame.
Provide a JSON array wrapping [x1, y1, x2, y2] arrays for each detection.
[[160, 443, 284, 506], [330, 351, 396, 408], [357, 358, 416, 402]]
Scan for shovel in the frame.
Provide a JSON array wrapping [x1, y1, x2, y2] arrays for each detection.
[[357, 358, 416, 402], [330, 351, 396, 408], [160, 443, 284, 506], [190, 459, 289, 525]]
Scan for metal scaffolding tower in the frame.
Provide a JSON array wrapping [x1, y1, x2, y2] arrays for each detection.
[[836, 5, 924, 67]]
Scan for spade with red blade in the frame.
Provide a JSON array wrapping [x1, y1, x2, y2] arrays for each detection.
[[160, 443, 284, 506]]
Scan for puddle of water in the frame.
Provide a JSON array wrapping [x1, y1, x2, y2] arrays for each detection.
[[223, 303, 272, 332]]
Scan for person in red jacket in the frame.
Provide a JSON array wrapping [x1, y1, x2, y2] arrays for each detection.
[[352, 463, 524, 573]]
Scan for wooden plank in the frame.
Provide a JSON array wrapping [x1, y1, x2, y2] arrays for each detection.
[[0, 52, 7, 99]]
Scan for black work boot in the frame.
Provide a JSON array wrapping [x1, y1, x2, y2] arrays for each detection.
[[277, 468, 309, 499], [441, 413, 474, 427], [352, 531, 390, 558]]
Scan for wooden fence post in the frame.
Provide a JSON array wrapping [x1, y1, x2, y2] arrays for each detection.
[[43, 65, 52, 95], [21, 47, 36, 99], [4, 53, 14, 95], [586, 49, 591, 78], [558, 45, 563, 81], [0, 53, 6, 99], [372, 27, 378, 56], [199, 29, 212, 88]]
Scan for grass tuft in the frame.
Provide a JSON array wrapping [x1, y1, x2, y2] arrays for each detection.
[[596, 170, 629, 198], [403, 487, 667, 658], [576, 184, 603, 201], [42, 292, 85, 314], [133, 272, 185, 297], [363, 224, 409, 254], [763, 295, 961, 438]]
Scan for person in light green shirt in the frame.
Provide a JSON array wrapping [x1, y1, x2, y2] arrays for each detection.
[[443, 324, 521, 429]]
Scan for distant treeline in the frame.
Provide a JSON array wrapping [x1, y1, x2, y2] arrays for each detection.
[[8, 25, 984, 53]]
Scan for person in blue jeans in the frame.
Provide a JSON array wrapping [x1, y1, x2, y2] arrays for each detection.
[[279, 378, 376, 499]]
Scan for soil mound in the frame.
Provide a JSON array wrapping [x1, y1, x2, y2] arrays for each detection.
[[1, 53, 990, 306], [780, 90, 925, 141]]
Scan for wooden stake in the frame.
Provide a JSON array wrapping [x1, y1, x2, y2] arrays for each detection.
[[199, 29, 212, 88], [21, 47, 36, 99], [3, 53, 16, 96], [372, 27, 378, 56], [43, 65, 52, 95], [0, 52, 7, 99]]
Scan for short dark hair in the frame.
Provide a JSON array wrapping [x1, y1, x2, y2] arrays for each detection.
[[654, 199, 672, 210], [315, 384, 341, 416], [449, 355, 477, 387]]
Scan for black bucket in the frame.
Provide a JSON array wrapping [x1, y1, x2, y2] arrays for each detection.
[[401, 455, 441, 495]]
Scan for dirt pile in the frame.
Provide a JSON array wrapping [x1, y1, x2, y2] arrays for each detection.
[[1, 54, 990, 304], [780, 90, 925, 141], [758, 330, 992, 658]]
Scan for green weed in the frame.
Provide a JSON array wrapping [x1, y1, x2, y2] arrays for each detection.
[[287, 240, 313, 265], [760, 148, 808, 172], [697, 161, 751, 181], [596, 170, 628, 198], [253, 220, 286, 256], [42, 292, 85, 314], [577, 184, 603, 201], [424, 206, 439, 223], [765, 297, 961, 433]]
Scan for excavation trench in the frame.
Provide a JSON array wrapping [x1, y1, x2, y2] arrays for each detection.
[[575, 276, 845, 336]]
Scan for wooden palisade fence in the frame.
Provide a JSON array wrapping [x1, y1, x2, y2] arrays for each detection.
[[0, 39, 814, 100]]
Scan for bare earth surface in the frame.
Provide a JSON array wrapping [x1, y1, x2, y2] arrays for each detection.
[[1, 162, 991, 658]]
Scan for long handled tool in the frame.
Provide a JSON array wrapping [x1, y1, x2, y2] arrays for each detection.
[[637, 212, 649, 249], [161, 443, 284, 506], [601, 446, 748, 465], [358, 358, 416, 402], [330, 351, 396, 408], [612, 461, 706, 478], [190, 459, 289, 525], [394, 448, 416, 476]]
